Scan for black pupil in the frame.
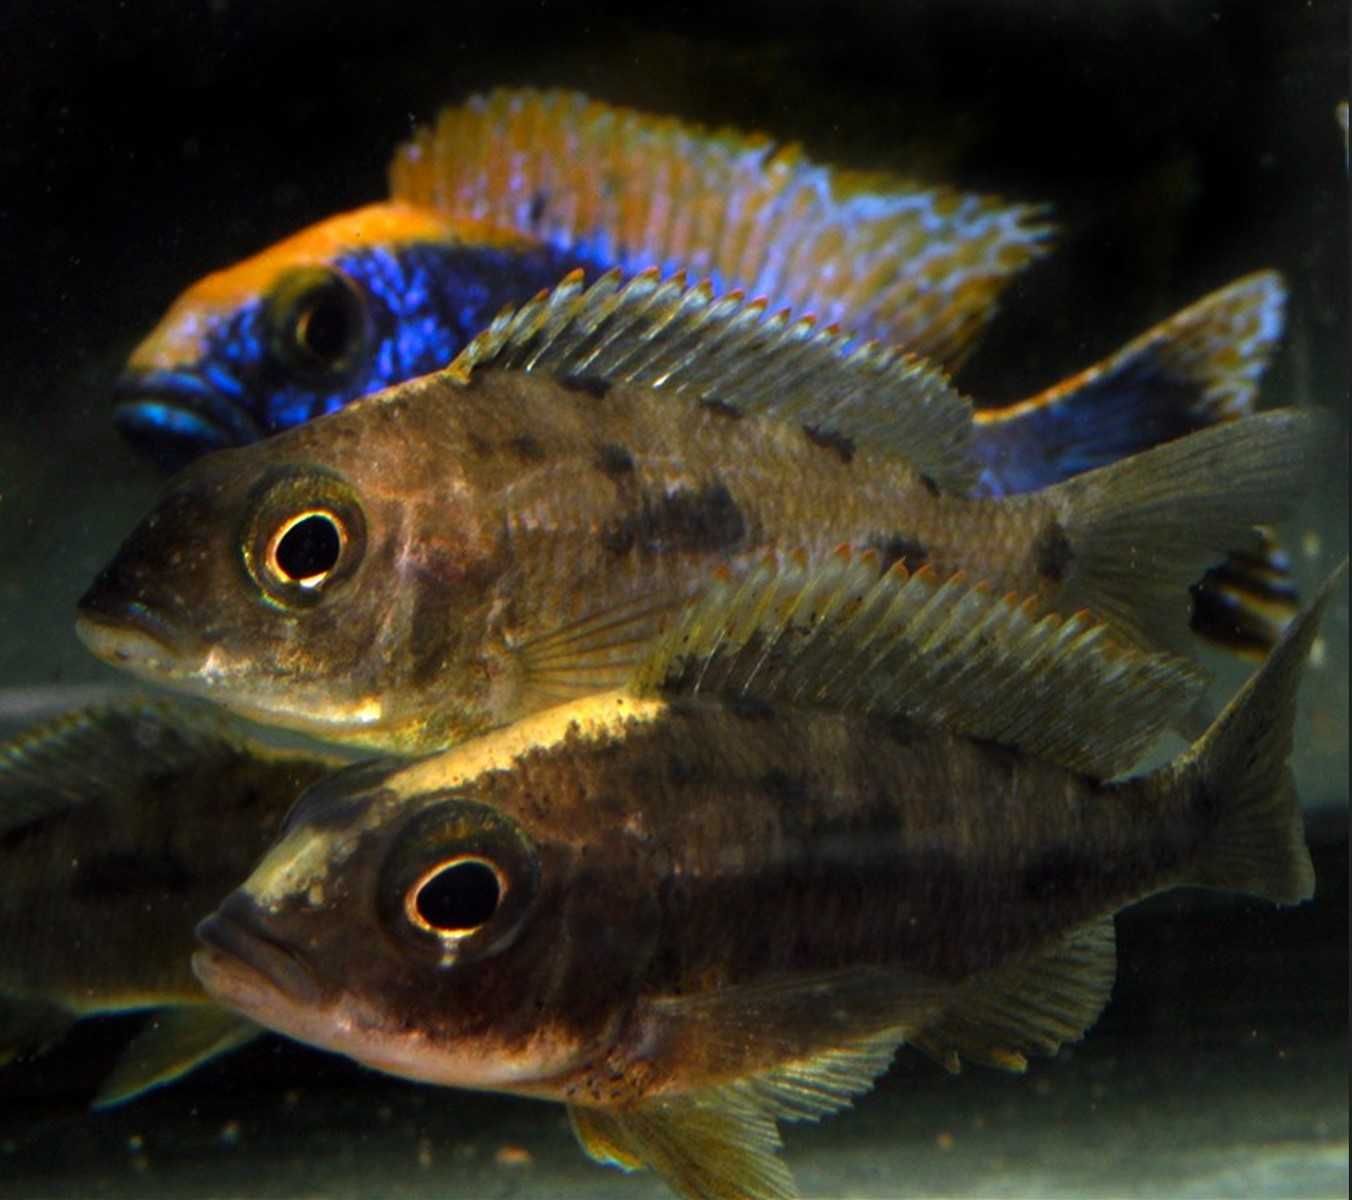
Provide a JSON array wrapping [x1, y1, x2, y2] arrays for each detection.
[[275, 514, 341, 581], [415, 860, 501, 932], [298, 288, 351, 362]]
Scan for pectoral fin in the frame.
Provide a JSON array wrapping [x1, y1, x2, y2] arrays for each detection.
[[92, 1005, 262, 1108]]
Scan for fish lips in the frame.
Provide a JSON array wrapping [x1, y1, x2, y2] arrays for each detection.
[[114, 368, 262, 468], [194, 892, 323, 1013], [76, 573, 207, 681]]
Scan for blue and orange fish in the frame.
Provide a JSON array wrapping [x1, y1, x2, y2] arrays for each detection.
[[115, 88, 1296, 653]]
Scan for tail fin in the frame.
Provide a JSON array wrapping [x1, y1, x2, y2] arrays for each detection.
[[970, 273, 1297, 658], [1189, 529, 1300, 659], [970, 272, 1286, 491], [1170, 563, 1345, 903], [1045, 408, 1330, 656]]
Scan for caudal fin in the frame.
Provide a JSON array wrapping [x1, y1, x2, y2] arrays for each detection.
[[971, 271, 1286, 489], [1171, 563, 1345, 903], [1045, 408, 1330, 656], [970, 273, 1298, 659]]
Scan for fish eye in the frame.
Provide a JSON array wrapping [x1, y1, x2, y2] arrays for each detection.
[[406, 856, 504, 937], [379, 798, 539, 966], [269, 510, 345, 587], [242, 468, 367, 608], [268, 266, 370, 378]]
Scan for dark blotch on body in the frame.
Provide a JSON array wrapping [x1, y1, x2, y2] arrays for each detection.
[[803, 424, 855, 465], [601, 482, 746, 558], [560, 374, 613, 399], [595, 443, 636, 479], [866, 533, 929, 572], [698, 396, 743, 421], [1034, 520, 1075, 583], [509, 434, 547, 463]]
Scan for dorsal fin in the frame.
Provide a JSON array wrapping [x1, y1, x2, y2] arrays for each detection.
[[631, 549, 1206, 777], [0, 699, 248, 837], [447, 268, 981, 494], [391, 88, 1053, 371]]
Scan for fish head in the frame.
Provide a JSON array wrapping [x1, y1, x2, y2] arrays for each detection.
[[114, 202, 508, 466], [192, 755, 641, 1092], [77, 398, 512, 750]]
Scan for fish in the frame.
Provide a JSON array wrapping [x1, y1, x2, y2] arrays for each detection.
[[0, 699, 338, 1106], [190, 554, 1339, 1200], [116, 88, 1051, 464], [76, 270, 1329, 754], [113, 86, 1300, 648]]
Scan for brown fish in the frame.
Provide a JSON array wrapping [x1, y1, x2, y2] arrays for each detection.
[[0, 700, 337, 1105], [191, 558, 1336, 1200], [77, 271, 1327, 753]]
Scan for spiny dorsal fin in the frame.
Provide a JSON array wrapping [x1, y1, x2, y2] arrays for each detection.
[[910, 917, 1117, 1074], [447, 268, 981, 495], [631, 549, 1206, 777], [0, 699, 249, 837], [391, 88, 1053, 371]]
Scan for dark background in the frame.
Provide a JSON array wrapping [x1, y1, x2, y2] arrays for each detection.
[[3, 0, 1348, 410]]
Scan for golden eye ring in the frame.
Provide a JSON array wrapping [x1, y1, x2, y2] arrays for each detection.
[[240, 467, 367, 610], [405, 855, 508, 940], [264, 508, 349, 591]]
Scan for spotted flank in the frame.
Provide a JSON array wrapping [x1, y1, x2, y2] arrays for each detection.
[[392, 87, 1053, 370], [447, 266, 980, 493]]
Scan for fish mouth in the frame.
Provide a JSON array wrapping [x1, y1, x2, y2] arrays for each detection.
[[74, 600, 201, 678], [194, 893, 322, 1011], [114, 368, 263, 466]]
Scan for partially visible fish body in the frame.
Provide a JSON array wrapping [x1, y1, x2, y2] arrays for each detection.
[[190, 561, 1338, 1200], [118, 88, 1049, 463], [0, 700, 338, 1105], [78, 272, 1328, 753]]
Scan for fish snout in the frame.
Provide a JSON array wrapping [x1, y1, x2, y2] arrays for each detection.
[[114, 367, 262, 468], [195, 891, 322, 1009]]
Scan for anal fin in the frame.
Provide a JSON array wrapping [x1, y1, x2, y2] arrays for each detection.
[[911, 917, 1117, 1074], [92, 1005, 261, 1108]]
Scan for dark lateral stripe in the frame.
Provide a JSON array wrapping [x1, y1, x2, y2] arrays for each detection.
[[602, 482, 747, 558]]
